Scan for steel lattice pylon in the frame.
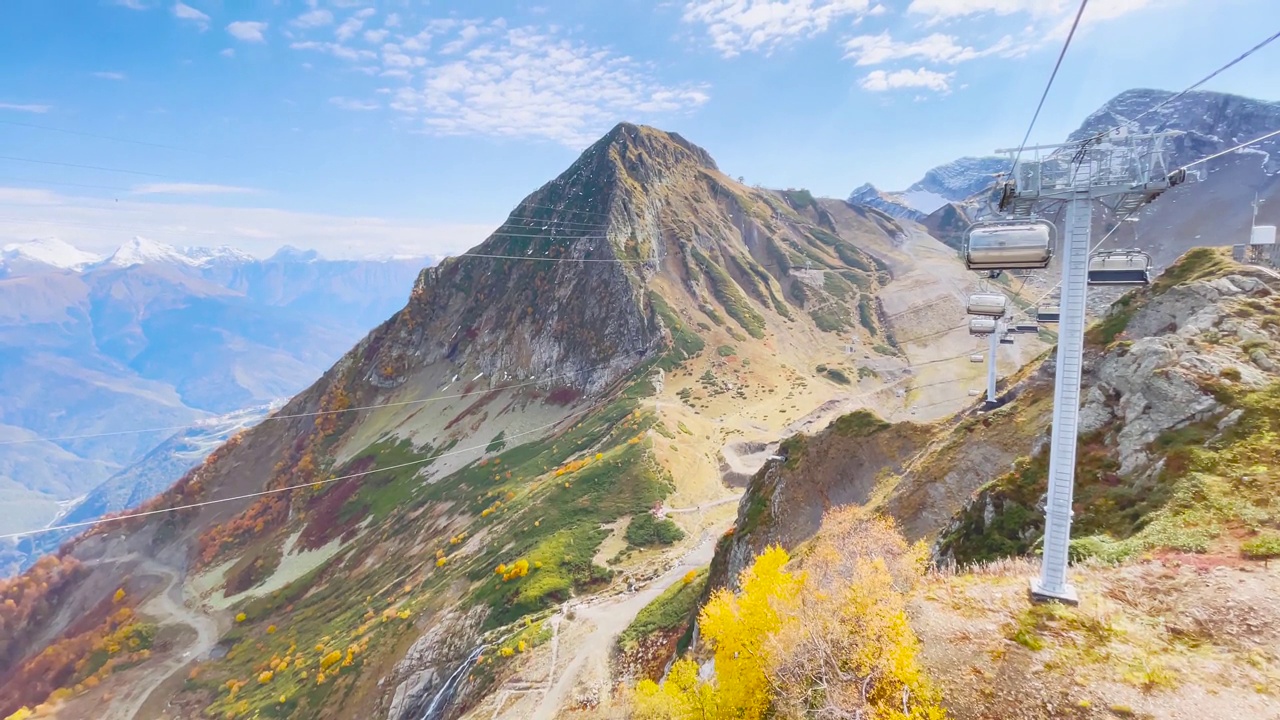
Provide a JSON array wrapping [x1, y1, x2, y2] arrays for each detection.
[[993, 130, 1182, 604]]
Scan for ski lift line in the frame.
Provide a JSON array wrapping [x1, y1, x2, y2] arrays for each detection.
[[1021, 128, 1280, 313], [0, 404, 600, 541], [0, 176, 137, 193], [455, 251, 657, 263], [0, 119, 209, 155], [0, 350, 650, 447], [1008, 0, 1090, 174], [0, 154, 180, 180], [1087, 29, 1280, 142]]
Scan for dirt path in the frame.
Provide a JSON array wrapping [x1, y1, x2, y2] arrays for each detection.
[[104, 559, 221, 720], [527, 532, 720, 720]]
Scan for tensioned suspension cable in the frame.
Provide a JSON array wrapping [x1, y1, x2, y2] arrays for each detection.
[[1009, 0, 1090, 173], [0, 405, 598, 540], [0, 350, 650, 446]]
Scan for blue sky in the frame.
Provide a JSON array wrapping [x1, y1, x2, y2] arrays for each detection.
[[1, 0, 1278, 258]]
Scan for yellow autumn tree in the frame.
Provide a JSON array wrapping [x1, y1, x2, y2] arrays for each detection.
[[632, 509, 947, 720]]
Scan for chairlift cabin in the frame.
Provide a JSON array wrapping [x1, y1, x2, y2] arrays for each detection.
[[1036, 305, 1060, 324], [969, 354, 984, 363], [969, 317, 997, 336], [999, 336, 1015, 345], [1015, 323, 1039, 334], [963, 219, 1056, 272], [1088, 249, 1153, 285], [966, 292, 1009, 317]]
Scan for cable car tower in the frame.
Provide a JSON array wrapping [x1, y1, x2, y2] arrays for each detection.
[[986, 127, 1184, 604]]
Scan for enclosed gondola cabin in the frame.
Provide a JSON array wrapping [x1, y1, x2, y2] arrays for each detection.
[[969, 317, 997, 336], [963, 219, 1056, 272], [969, 354, 984, 363], [999, 336, 1015, 345], [1088, 249, 1153, 285], [1036, 305, 1060, 324], [1014, 323, 1039, 334], [966, 292, 1009, 317]]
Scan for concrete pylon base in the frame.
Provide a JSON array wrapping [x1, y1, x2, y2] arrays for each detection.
[[1030, 577, 1079, 606]]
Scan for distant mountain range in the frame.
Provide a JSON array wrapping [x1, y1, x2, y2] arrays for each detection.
[[0, 236, 432, 563]]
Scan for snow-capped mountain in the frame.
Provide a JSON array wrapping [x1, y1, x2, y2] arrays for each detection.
[[848, 156, 1007, 221], [101, 236, 206, 269], [0, 237, 103, 275], [907, 156, 1007, 204]]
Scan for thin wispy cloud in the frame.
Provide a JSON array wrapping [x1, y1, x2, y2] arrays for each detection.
[[682, 0, 873, 58], [859, 67, 955, 93], [0, 188, 493, 260], [131, 183, 260, 196], [335, 8, 377, 41], [91, 71, 128, 80], [226, 21, 268, 43], [844, 32, 1016, 66], [292, 9, 334, 29], [172, 1, 210, 31], [366, 22, 709, 146], [0, 103, 52, 113], [329, 97, 380, 111], [109, 0, 149, 9], [220, 48, 236, 58]]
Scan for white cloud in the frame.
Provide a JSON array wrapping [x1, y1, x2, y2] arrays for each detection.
[[172, 1, 210, 30], [220, 48, 236, 57], [384, 12, 401, 28], [335, 9, 376, 41], [110, 0, 148, 9], [383, 24, 708, 146], [859, 67, 954, 92], [364, 28, 389, 43], [329, 96, 380, 111], [0, 103, 52, 113], [843, 31, 1015, 65], [292, 9, 334, 28], [0, 187, 493, 260], [906, 0, 1065, 22], [227, 20, 268, 42], [682, 0, 873, 58], [290, 40, 376, 61], [92, 71, 127, 80], [867, 3, 887, 14], [131, 183, 259, 195]]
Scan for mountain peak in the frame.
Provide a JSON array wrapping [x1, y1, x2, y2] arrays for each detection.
[[268, 245, 322, 263], [0, 237, 102, 271], [596, 122, 719, 173], [104, 236, 195, 268]]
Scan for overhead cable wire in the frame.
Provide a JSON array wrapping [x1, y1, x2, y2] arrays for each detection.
[[0, 119, 207, 154], [1009, 0, 1090, 173], [0, 404, 599, 541], [0, 154, 179, 179], [0, 349, 651, 446]]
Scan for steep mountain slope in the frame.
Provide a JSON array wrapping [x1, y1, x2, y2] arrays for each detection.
[[0, 123, 988, 720], [0, 243, 426, 538]]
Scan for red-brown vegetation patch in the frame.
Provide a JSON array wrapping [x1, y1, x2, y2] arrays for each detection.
[[445, 389, 502, 431], [544, 385, 582, 407], [297, 457, 375, 551]]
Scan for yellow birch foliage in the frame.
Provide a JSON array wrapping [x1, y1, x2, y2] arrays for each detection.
[[634, 508, 946, 720]]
